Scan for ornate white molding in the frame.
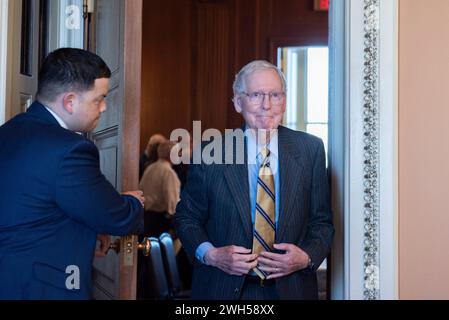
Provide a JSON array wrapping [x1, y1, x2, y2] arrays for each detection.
[[329, 0, 398, 300], [362, 0, 380, 300]]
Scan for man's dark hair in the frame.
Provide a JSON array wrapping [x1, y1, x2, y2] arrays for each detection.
[[36, 48, 111, 102]]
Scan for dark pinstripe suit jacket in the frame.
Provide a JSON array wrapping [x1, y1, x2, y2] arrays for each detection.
[[175, 126, 334, 300]]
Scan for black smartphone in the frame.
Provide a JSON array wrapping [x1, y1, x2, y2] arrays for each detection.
[[272, 249, 286, 254]]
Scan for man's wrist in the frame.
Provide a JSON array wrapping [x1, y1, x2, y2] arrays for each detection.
[[204, 248, 215, 266], [195, 242, 214, 264]]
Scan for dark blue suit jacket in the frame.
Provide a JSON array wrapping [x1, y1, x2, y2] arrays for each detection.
[[175, 126, 334, 299], [0, 102, 143, 299]]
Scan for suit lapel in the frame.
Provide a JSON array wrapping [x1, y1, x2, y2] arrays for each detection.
[[222, 127, 308, 243], [276, 127, 305, 242], [223, 138, 252, 241]]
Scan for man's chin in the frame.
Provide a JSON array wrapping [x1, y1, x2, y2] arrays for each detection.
[[256, 123, 278, 130], [255, 117, 281, 129]]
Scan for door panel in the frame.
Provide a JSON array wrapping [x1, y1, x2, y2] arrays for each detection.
[[9, 0, 40, 117], [96, 0, 121, 71], [91, 245, 120, 299], [95, 129, 119, 195], [92, 128, 120, 299], [90, 0, 124, 299], [91, 0, 142, 300]]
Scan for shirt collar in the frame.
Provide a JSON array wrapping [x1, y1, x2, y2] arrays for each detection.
[[246, 127, 279, 165], [44, 106, 68, 129]]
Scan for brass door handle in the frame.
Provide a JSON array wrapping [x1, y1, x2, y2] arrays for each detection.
[[108, 237, 151, 257], [137, 237, 151, 256]]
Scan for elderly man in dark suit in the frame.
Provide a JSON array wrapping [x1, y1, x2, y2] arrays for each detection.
[[0, 48, 144, 299], [175, 60, 334, 300]]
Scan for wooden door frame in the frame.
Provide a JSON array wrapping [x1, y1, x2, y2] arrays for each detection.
[[119, 0, 143, 300]]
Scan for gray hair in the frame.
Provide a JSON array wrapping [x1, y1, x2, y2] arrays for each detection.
[[157, 140, 176, 161], [232, 60, 287, 97]]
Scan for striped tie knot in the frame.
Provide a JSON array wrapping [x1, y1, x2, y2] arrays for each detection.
[[259, 147, 272, 174], [260, 147, 270, 162]]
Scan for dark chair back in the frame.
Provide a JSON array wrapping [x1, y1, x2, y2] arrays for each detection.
[[159, 233, 182, 295], [146, 237, 170, 299]]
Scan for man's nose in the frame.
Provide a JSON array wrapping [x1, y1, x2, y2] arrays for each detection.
[[100, 102, 107, 113], [261, 93, 272, 110]]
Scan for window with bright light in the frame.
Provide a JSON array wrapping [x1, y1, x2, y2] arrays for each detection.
[[278, 46, 329, 158]]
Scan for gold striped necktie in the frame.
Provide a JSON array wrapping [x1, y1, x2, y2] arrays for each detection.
[[252, 147, 275, 279]]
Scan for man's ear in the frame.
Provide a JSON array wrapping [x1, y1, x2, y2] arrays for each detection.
[[62, 93, 76, 114], [233, 96, 243, 114]]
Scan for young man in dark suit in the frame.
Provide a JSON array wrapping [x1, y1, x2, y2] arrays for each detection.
[[0, 48, 144, 299], [175, 60, 334, 300]]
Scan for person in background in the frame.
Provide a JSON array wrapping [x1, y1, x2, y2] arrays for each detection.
[[139, 133, 167, 179], [175, 60, 334, 300], [137, 140, 183, 298], [139, 140, 181, 237], [0, 48, 144, 300]]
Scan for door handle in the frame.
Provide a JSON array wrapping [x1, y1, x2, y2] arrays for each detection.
[[137, 237, 151, 256], [108, 237, 152, 256]]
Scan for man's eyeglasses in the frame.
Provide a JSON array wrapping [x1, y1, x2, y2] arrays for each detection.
[[241, 91, 285, 106]]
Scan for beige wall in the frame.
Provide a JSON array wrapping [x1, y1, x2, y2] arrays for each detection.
[[399, 0, 449, 299]]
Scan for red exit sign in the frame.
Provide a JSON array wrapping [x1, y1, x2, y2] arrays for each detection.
[[314, 0, 329, 11]]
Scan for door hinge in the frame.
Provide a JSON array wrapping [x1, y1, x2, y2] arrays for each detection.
[[83, 0, 95, 15]]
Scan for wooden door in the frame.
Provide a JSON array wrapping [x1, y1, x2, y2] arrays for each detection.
[[90, 0, 142, 300]]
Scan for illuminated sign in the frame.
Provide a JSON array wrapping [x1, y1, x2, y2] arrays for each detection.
[[314, 0, 329, 11]]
